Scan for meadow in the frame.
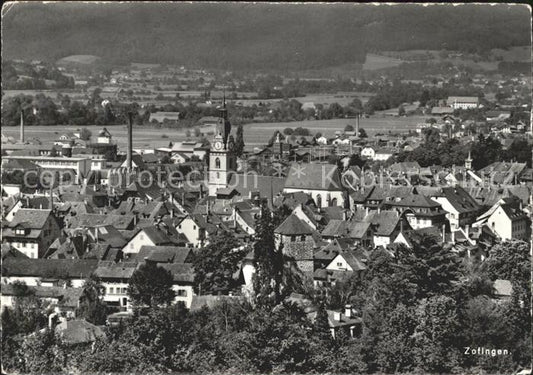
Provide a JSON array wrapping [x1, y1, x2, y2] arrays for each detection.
[[2, 115, 428, 152]]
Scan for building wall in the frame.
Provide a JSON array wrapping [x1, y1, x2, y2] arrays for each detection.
[[326, 254, 354, 271], [283, 188, 345, 208], [432, 197, 461, 230], [373, 235, 391, 249], [176, 217, 203, 247], [171, 284, 194, 309], [123, 232, 157, 254], [242, 260, 256, 287], [277, 234, 314, 274], [235, 212, 256, 235], [102, 281, 130, 310], [488, 206, 528, 241], [6, 239, 40, 258], [292, 205, 317, 230]]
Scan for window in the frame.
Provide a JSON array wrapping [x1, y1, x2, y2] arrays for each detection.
[[193, 225, 197, 230], [109, 287, 114, 294], [215, 157, 221, 169], [291, 236, 296, 242], [130, 243, 134, 249], [300, 235, 306, 242], [337, 262, 343, 267], [176, 289, 187, 297]]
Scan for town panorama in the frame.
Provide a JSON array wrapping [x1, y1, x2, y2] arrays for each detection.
[[1, 2, 532, 374]]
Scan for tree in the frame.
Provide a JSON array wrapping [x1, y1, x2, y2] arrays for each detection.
[[252, 205, 284, 307], [79, 127, 92, 141], [192, 231, 244, 295], [398, 104, 406, 116], [128, 263, 175, 308], [344, 124, 354, 132], [283, 127, 294, 135], [470, 134, 502, 170], [414, 296, 461, 373], [193, 127, 201, 137], [358, 128, 368, 138], [234, 124, 245, 157], [293, 127, 310, 136], [77, 274, 108, 325]]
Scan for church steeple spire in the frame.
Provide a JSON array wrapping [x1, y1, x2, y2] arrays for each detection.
[[465, 150, 473, 170]]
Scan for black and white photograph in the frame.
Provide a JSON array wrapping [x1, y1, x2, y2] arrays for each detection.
[[0, 2, 532, 374]]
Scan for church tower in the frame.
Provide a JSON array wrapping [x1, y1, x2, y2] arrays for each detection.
[[208, 97, 236, 196], [465, 150, 473, 170]]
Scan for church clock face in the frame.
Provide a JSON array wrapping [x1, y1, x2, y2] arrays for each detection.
[[227, 140, 234, 150], [214, 141, 223, 150]]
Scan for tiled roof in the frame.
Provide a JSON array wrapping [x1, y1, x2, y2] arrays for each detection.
[[56, 319, 106, 345], [137, 245, 192, 263], [2, 258, 98, 278], [275, 213, 314, 236], [353, 210, 401, 236], [8, 208, 52, 229], [347, 221, 372, 239], [285, 163, 342, 191], [338, 251, 367, 271], [440, 186, 480, 214], [159, 263, 195, 283], [392, 194, 441, 208], [228, 174, 285, 199], [94, 262, 138, 279], [321, 220, 348, 237]]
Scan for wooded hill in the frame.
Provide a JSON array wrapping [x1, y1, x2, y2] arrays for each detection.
[[2, 3, 530, 71]]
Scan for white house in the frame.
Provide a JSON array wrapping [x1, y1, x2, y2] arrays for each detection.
[[97, 128, 113, 144], [373, 148, 394, 161], [360, 147, 375, 160], [175, 215, 207, 248], [447, 96, 479, 110], [473, 197, 529, 241], [122, 225, 180, 255]]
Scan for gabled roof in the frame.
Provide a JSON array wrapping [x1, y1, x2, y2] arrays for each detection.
[[8, 208, 53, 229], [227, 174, 285, 199], [333, 251, 367, 271], [2, 258, 98, 278], [353, 210, 402, 236], [1, 244, 29, 260], [439, 186, 480, 214], [321, 220, 348, 238], [392, 194, 441, 208], [94, 261, 138, 279], [159, 263, 195, 283], [347, 221, 372, 239], [56, 319, 106, 345], [284, 163, 342, 191], [275, 213, 314, 236], [137, 245, 192, 263]]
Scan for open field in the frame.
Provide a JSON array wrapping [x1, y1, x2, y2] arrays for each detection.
[[2, 115, 428, 152], [363, 53, 404, 71]]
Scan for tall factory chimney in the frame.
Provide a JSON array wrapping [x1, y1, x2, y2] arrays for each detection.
[[20, 109, 24, 143], [126, 112, 133, 171], [355, 113, 360, 137]]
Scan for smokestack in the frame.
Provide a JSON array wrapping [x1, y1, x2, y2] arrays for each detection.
[[356, 114, 360, 137], [127, 112, 133, 171], [20, 109, 24, 143]]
